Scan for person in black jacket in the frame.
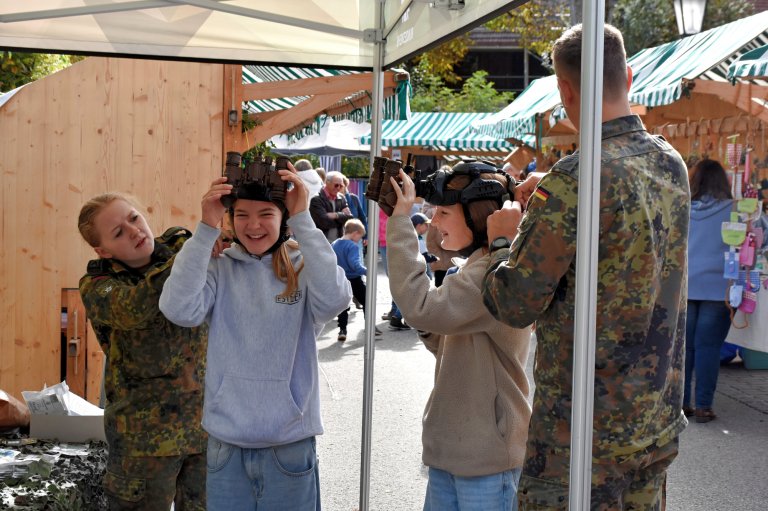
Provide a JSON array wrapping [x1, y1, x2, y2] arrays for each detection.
[[309, 170, 352, 242]]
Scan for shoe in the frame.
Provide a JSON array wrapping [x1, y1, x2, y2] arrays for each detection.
[[695, 408, 717, 423], [683, 406, 694, 418], [388, 317, 411, 330], [375, 327, 383, 336], [381, 311, 392, 321], [337, 329, 347, 342]]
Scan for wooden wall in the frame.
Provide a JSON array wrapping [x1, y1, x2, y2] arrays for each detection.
[[0, 57, 223, 400]]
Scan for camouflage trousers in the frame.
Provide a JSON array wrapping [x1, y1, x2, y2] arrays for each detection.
[[105, 452, 206, 511], [518, 437, 679, 511]]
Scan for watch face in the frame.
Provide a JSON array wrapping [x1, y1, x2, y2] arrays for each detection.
[[492, 237, 510, 249]]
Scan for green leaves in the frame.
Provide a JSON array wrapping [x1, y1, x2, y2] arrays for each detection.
[[0, 51, 81, 92]]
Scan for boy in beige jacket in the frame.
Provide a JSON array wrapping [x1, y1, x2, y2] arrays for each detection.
[[385, 162, 532, 511]]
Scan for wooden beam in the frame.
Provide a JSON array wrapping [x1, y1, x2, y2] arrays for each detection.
[[687, 80, 768, 123], [241, 72, 399, 101], [223, 64, 245, 154], [242, 90, 351, 148]]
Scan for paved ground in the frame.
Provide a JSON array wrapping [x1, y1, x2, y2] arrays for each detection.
[[315, 266, 768, 510]]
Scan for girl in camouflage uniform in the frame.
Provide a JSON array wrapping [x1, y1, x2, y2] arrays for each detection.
[[78, 193, 209, 510]]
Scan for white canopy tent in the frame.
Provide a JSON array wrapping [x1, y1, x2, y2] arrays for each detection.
[[270, 119, 375, 156], [0, 2, 607, 508]]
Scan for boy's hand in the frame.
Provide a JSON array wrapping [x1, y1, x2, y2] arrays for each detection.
[[391, 169, 416, 217]]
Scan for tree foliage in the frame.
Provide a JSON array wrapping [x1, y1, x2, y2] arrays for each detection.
[[412, 35, 472, 84], [485, 2, 570, 59], [410, 65, 514, 113], [0, 51, 84, 92], [611, 0, 753, 57]]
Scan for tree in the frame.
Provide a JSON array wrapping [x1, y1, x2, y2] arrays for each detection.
[[412, 35, 473, 85], [611, 0, 753, 57], [410, 65, 514, 113], [485, 1, 571, 86], [0, 51, 84, 92]]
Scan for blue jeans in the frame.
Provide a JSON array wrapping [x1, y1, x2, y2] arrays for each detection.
[[206, 436, 320, 511], [378, 246, 401, 319], [684, 300, 732, 409], [423, 466, 521, 511]]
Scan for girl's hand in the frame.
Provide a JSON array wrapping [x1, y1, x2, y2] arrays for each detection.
[[202, 177, 232, 228], [279, 162, 308, 217], [391, 169, 416, 217]]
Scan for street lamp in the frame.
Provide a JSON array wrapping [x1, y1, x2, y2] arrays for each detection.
[[673, 0, 708, 36]]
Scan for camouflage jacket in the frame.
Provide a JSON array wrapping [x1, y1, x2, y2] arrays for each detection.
[[79, 227, 207, 457], [483, 115, 690, 460]]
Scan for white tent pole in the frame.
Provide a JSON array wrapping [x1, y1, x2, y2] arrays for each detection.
[[570, 0, 604, 509], [360, 2, 385, 510]]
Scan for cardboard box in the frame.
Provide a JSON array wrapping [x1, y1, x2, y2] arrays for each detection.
[[29, 392, 106, 443]]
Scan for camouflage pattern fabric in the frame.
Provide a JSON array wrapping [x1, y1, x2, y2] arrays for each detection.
[[79, 227, 207, 458], [0, 439, 108, 510], [483, 116, 689, 468], [105, 452, 205, 511], [517, 438, 678, 511]]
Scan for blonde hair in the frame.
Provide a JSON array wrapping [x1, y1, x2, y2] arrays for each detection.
[[78, 192, 144, 248], [343, 218, 366, 236], [228, 206, 305, 298], [273, 239, 305, 298]]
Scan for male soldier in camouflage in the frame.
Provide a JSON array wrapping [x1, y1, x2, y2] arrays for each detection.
[[482, 25, 690, 510], [78, 193, 209, 510]]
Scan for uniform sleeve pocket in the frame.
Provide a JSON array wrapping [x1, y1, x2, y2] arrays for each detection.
[[104, 470, 146, 503]]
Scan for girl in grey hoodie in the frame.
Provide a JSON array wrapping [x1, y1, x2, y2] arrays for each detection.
[[160, 165, 351, 510], [385, 163, 532, 511]]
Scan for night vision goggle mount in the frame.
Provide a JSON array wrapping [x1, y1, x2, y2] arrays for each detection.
[[365, 155, 512, 216], [222, 151, 290, 209]]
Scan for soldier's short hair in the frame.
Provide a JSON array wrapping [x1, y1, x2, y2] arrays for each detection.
[[343, 218, 366, 236], [78, 192, 144, 247], [552, 24, 628, 102]]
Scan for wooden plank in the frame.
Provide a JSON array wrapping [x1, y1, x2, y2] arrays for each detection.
[[0, 80, 21, 398], [246, 91, 351, 146]]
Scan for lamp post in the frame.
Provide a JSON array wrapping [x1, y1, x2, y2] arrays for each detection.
[[673, 0, 708, 36]]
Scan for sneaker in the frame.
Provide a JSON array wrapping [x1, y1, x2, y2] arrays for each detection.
[[375, 327, 383, 336], [388, 317, 411, 330], [381, 311, 392, 321], [337, 329, 347, 342]]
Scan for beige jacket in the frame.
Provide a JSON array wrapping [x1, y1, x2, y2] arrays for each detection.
[[386, 215, 532, 477]]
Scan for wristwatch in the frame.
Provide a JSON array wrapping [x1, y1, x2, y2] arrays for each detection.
[[489, 236, 512, 251]]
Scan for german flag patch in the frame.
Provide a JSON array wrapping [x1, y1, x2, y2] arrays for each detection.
[[532, 186, 551, 203]]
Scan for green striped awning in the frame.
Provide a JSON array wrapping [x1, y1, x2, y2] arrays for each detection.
[[470, 75, 563, 142], [360, 112, 515, 152], [243, 65, 410, 138], [628, 10, 768, 107], [728, 44, 768, 82]]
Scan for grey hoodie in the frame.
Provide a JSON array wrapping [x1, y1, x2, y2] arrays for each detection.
[[159, 210, 351, 448]]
